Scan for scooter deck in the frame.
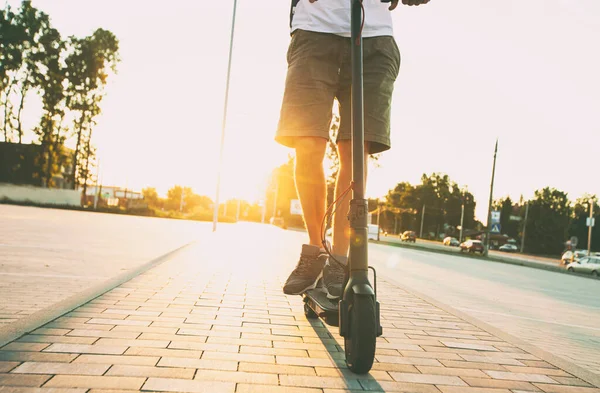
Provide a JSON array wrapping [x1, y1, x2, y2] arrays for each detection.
[[303, 288, 339, 327]]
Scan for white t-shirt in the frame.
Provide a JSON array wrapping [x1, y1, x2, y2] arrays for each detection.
[[290, 0, 394, 38]]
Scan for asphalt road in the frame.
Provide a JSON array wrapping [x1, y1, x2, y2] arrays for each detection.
[[365, 241, 600, 376]]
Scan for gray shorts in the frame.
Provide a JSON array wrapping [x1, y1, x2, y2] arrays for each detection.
[[275, 29, 401, 154]]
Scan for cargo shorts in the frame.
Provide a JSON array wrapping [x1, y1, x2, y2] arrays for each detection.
[[275, 29, 401, 154]]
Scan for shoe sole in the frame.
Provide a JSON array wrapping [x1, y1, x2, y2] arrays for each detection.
[[325, 288, 341, 300], [284, 272, 323, 296]]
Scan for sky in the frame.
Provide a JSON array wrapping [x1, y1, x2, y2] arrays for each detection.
[[10, 0, 600, 221]]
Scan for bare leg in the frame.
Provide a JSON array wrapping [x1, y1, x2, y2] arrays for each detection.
[[294, 137, 328, 247], [332, 140, 369, 257]]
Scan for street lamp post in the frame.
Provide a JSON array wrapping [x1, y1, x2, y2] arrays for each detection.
[[419, 204, 426, 239], [459, 203, 464, 243], [213, 0, 238, 232], [484, 139, 498, 256], [588, 199, 594, 256], [521, 201, 529, 253]]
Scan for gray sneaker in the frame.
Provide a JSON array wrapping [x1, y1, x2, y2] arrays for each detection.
[[323, 255, 347, 299], [283, 245, 327, 295]]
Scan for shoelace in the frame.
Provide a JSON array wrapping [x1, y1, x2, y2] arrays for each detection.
[[294, 254, 317, 275]]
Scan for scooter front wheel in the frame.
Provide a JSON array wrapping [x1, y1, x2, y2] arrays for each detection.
[[344, 293, 376, 373]]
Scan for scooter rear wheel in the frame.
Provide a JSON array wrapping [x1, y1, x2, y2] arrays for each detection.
[[344, 294, 376, 373]]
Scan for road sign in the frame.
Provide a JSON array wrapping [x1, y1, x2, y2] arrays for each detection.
[[491, 211, 501, 223], [490, 223, 501, 234], [290, 199, 303, 215], [587, 217, 596, 227], [509, 215, 522, 221]]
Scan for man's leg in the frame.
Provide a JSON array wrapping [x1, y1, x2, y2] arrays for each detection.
[[294, 137, 327, 247], [282, 136, 329, 295]]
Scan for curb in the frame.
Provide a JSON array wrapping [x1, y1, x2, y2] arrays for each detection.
[[383, 274, 600, 388], [0, 241, 196, 348], [376, 239, 600, 280]]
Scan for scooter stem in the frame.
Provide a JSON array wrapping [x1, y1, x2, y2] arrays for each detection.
[[347, 0, 369, 275]]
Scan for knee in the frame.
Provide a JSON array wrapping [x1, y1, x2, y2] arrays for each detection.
[[295, 137, 327, 162]]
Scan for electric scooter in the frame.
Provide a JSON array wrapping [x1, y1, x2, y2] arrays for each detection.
[[302, 0, 392, 374]]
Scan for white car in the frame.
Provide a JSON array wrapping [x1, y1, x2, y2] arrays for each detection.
[[561, 250, 588, 266], [566, 256, 600, 277], [499, 244, 518, 252]]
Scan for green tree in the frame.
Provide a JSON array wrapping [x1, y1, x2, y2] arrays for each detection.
[[568, 195, 599, 252], [384, 173, 476, 238], [65, 28, 119, 191], [523, 188, 571, 255], [32, 18, 68, 187], [142, 187, 160, 208]]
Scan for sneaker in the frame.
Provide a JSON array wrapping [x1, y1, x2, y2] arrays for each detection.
[[323, 255, 347, 299], [283, 245, 327, 295]]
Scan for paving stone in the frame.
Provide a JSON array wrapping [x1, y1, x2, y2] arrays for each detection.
[[388, 372, 467, 386], [193, 369, 278, 384], [238, 362, 316, 376], [106, 364, 195, 379], [484, 370, 557, 383], [359, 379, 443, 392], [142, 377, 235, 392], [532, 385, 600, 393], [1, 343, 49, 352], [0, 361, 20, 372], [437, 387, 512, 393], [124, 347, 203, 358], [236, 385, 321, 393], [42, 344, 127, 355], [0, 388, 86, 392], [0, 352, 77, 363], [16, 335, 98, 345], [415, 365, 489, 378], [279, 374, 362, 389], [157, 356, 238, 371], [72, 354, 159, 366], [0, 374, 51, 387], [461, 376, 542, 391], [11, 362, 110, 375], [43, 375, 145, 389]]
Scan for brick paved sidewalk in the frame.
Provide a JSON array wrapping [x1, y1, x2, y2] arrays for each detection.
[[1, 226, 598, 392]]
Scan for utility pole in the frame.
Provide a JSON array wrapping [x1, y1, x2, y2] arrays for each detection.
[[179, 188, 185, 213], [213, 0, 238, 232], [272, 174, 279, 220], [520, 201, 529, 253], [420, 204, 426, 239], [376, 203, 381, 241], [484, 139, 498, 256], [459, 203, 464, 243], [588, 199, 594, 256], [93, 159, 100, 210]]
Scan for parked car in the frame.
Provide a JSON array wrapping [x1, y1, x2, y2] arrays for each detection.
[[459, 239, 484, 254], [499, 244, 518, 252], [566, 256, 600, 276], [401, 231, 417, 243], [367, 224, 381, 241], [269, 216, 287, 229], [561, 250, 588, 266], [443, 237, 460, 247]]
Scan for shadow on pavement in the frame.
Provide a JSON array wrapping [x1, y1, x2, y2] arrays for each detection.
[[306, 317, 385, 391]]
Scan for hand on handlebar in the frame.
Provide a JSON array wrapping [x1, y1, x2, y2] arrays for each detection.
[[390, 0, 431, 10], [307, 0, 431, 9]]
